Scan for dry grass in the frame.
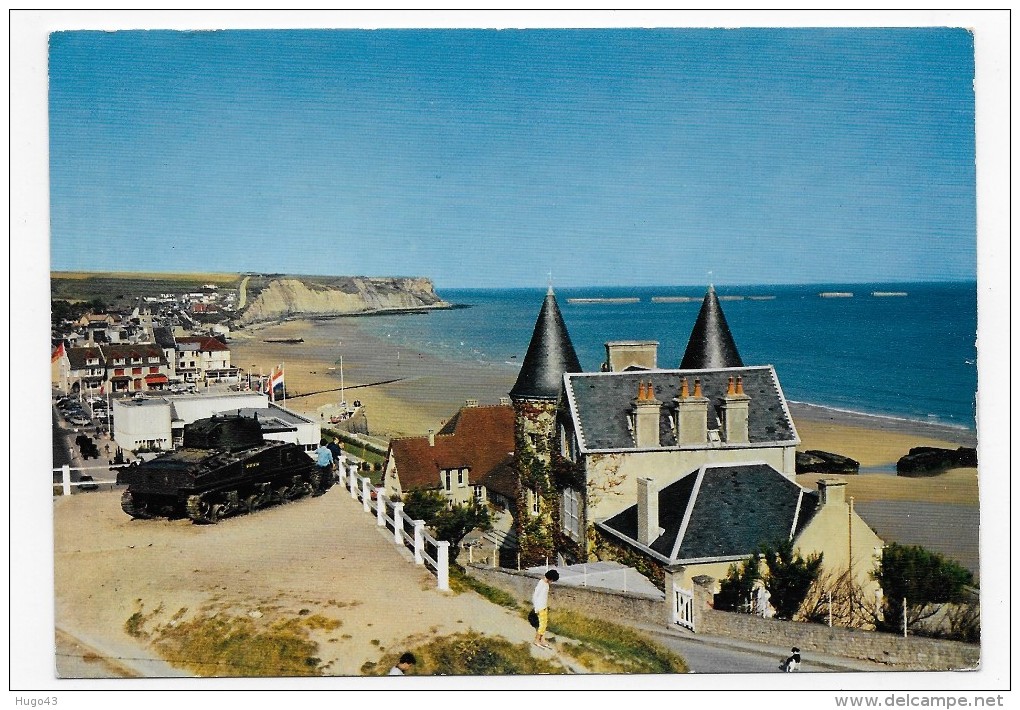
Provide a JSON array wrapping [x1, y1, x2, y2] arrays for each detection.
[[52, 270, 240, 282], [125, 602, 342, 677]]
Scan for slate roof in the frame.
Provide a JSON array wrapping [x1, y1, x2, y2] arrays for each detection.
[[388, 405, 516, 492], [598, 463, 820, 564], [102, 343, 169, 365], [152, 326, 177, 349], [680, 286, 744, 369], [564, 366, 798, 452], [65, 346, 105, 370], [510, 288, 582, 401]]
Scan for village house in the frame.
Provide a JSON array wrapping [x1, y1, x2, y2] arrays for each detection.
[[174, 335, 239, 385], [509, 286, 883, 599], [102, 343, 173, 393], [383, 402, 519, 513]]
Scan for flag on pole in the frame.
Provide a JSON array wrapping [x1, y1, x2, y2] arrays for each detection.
[[267, 365, 284, 402], [51, 342, 66, 363]]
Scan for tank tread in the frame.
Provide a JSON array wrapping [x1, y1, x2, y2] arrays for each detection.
[[120, 490, 154, 519]]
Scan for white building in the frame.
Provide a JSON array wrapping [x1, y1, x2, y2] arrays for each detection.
[[112, 391, 320, 452]]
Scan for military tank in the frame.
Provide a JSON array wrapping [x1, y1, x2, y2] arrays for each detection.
[[117, 413, 335, 524]]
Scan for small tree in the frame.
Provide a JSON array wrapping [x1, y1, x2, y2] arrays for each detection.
[[761, 540, 823, 620], [872, 543, 974, 634], [400, 489, 491, 562], [715, 555, 760, 612], [402, 488, 447, 523], [432, 503, 492, 562]]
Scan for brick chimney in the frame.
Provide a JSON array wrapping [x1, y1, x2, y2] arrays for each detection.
[[674, 377, 709, 445], [637, 477, 662, 546], [632, 380, 663, 448], [721, 375, 751, 444]]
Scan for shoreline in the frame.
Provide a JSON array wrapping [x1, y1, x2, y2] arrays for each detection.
[[229, 316, 978, 455]]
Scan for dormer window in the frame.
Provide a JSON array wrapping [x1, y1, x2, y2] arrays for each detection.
[[114, 357, 125, 366], [148, 356, 159, 364], [85, 357, 99, 366]]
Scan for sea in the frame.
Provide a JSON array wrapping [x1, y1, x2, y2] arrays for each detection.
[[353, 282, 978, 432]]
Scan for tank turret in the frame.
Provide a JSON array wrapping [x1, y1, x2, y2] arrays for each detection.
[[116, 414, 334, 524]]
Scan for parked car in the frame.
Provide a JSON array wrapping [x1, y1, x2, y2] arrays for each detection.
[[68, 416, 92, 426], [78, 475, 99, 491]]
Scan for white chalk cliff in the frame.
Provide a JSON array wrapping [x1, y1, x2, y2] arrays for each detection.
[[238, 277, 450, 325]]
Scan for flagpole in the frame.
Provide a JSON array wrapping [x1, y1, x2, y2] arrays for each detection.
[[281, 362, 286, 406]]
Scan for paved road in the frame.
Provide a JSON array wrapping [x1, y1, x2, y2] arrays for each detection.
[[634, 624, 888, 674]]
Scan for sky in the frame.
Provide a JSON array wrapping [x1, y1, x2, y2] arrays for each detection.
[[46, 26, 977, 288]]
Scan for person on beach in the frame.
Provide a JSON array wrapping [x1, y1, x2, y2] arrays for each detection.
[[388, 652, 417, 675], [532, 569, 559, 649]]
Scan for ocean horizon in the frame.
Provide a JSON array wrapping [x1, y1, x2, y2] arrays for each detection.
[[351, 281, 978, 432]]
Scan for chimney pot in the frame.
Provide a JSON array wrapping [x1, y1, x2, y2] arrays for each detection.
[[694, 378, 703, 398], [727, 376, 735, 395], [736, 376, 744, 395], [680, 377, 689, 398]]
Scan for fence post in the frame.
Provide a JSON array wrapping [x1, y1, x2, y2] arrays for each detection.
[[361, 477, 371, 513], [493, 547, 499, 569], [348, 465, 358, 499], [413, 521, 425, 565], [437, 541, 450, 591], [376, 489, 386, 526], [62, 464, 72, 496], [903, 598, 908, 638], [392, 503, 404, 545]]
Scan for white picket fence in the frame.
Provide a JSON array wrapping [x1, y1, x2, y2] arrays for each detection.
[[52, 463, 127, 495], [342, 464, 450, 591]]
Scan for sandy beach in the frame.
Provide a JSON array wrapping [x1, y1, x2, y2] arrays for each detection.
[[229, 315, 518, 439]]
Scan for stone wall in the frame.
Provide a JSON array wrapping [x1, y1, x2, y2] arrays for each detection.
[[465, 564, 980, 672], [466, 564, 667, 628], [688, 578, 979, 671]]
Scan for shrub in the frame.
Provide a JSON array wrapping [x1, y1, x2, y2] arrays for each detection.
[[872, 543, 974, 635]]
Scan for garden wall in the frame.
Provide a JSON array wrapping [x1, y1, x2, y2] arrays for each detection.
[[465, 564, 980, 672]]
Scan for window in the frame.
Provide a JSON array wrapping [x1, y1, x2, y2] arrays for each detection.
[[148, 356, 159, 364], [86, 357, 99, 366], [530, 488, 540, 516], [562, 488, 581, 540], [473, 486, 484, 501], [114, 358, 125, 366], [149, 367, 159, 374], [114, 368, 124, 376], [132, 367, 142, 375], [457, 468, 467, 487], [442, 470, 451, 491]]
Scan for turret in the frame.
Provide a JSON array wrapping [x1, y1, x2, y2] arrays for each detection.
[[680, 285, 744, 369]]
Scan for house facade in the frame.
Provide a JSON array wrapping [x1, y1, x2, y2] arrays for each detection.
[[174, 335, 238, 384], [103, 343, 172, 393], [383, 403, 518, 511], [509, 286, 883, 598]]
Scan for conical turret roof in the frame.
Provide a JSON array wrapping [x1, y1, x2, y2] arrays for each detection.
[[510, 287, 582, 401], [680, 285, 744, 369]]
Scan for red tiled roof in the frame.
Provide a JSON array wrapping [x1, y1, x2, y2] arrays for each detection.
[[388, 405, 516, 492], [176, 336, 230, 352]]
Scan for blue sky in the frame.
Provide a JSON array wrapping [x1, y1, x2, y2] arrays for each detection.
[[48, 28, 976, 288]]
